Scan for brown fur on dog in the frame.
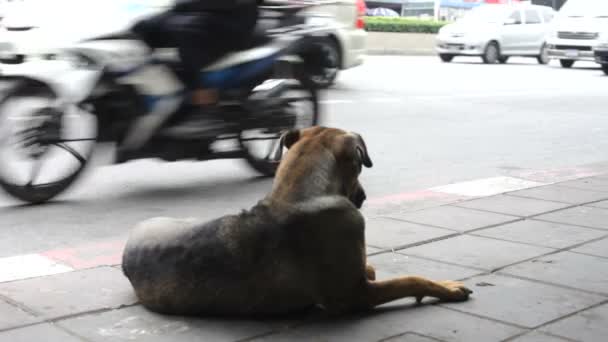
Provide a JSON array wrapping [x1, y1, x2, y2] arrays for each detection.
[[122, 126, 471, 316]]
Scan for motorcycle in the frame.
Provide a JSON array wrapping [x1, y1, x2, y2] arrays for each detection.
[[0, 3, 329, 204]]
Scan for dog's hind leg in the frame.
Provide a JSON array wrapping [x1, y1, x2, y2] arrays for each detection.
[[364, 276, 472, 308]]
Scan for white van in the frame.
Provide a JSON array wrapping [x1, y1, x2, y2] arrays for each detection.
[[546, 0, 608, 68]]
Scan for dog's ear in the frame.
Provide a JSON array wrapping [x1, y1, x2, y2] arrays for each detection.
[[272, 129, 301, 161], [352, 133, 373, 168], [281, 129, 301, 149]]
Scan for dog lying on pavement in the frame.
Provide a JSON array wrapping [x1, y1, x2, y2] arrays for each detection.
[[122, 126, 472, 316]]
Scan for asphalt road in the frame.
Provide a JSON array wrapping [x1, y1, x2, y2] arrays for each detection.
[[1, 56, 607, 258]]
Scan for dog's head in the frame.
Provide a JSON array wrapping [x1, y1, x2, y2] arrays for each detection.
[[274, 127, 373, 209]]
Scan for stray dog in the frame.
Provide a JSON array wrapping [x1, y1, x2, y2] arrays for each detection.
[[122, 126, 472, 316]]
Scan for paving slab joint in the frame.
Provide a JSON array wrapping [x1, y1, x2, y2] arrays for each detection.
[[0, 293, 40, 319]]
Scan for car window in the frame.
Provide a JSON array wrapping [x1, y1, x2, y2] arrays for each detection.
[[525, 9, 542, 24], [542, 8, 555, 23], [508, 10, 522, 24]]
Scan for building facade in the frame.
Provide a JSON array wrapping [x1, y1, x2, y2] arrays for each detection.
[[365, 0, 568, 19], [365, 0, 435, 17]]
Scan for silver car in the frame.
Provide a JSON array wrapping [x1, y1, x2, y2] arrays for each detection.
[[436, 4, 555, 64]]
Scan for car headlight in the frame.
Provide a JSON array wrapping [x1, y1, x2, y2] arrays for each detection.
[[547, 30, 558, 39], [0, 42, 18, 59]]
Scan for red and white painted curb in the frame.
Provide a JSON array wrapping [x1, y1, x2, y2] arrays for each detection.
[[1, 165, 606, 284], [0, 240, 126, 284]]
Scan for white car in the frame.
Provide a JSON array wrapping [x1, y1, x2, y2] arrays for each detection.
[[436, 4, 555, 64], [546, 0, 608, 68], [297, 0, 367, 87], [0, 0, 366, 87]]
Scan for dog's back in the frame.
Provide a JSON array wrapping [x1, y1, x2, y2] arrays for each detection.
[[122, 200, 330, 315]]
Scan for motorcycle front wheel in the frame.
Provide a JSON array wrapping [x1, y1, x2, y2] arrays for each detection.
[[239, 75, 320, 177], [0, 80, 97, 204]]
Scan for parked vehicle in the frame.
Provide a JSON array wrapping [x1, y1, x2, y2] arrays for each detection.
[[0, 0, 367, 88], [546, 0, 608, 68], [273, 0, 368, 87], [436, 3, 555, 64], [0, 4, 324, 204], [594, 38, 608, 75]]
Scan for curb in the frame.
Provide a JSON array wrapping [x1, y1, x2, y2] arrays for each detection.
[[365, 49, 435, 56]]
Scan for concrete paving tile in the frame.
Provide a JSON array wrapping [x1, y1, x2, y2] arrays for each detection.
[[363, 195, 469, 218], [0, 267, 137, 320], [367, 246, 382, 255], [441, 274, 605, 328], [454, 195, 569, 217], [472, 220, 607, 249], [0, 298, 39, 331], [541, 303, 608, 342], [501, 252, 608, 295], [594, 172, 608, 179], [0, 323, 83, 342], [536, 206, 608, 230], [506, 185, 608, 204], [402, 235, 554, 270], [558, 177, 608, 192], [510, 331, 572, 342], [365, 217, 456, 250], [368, 253, 483, 281], [58, 305, 291, 342], [587, 200, 608, 209], [251, 305, 524, 342], [384, 206, 518, 232], [571, 237, 608, 258]]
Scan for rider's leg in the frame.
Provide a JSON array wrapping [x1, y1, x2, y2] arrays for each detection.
[[175, 6, 259, 108], [158, 14, 235, 137], [174, 13, 227, 108]]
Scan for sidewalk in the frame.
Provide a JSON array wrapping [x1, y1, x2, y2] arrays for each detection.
[[2, 176, 608, 341]]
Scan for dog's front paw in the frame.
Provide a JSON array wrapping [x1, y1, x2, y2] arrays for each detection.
[[438, 280, 473, 302]]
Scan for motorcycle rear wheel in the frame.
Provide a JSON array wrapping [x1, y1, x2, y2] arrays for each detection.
[[239, 76, 320, 177], [0, 80, 97, 204]]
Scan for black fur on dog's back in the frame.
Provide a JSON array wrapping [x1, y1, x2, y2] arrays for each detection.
[[121, 199, 344, 315]]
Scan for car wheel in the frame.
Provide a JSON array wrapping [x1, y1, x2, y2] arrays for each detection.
[[602, 64, 608, 76], [498, 56, 509, 64], [560, 59, 575, 68], [537, 44, 550, 64], [482, 42, 499, 64], [304, 37, 340, 89], [439, 54, 454, 62]]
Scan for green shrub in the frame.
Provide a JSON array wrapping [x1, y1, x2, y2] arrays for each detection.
[[364, 17, 448, 34]]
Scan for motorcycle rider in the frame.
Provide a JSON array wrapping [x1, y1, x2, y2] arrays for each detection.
[[117, 0, 261, 160]]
